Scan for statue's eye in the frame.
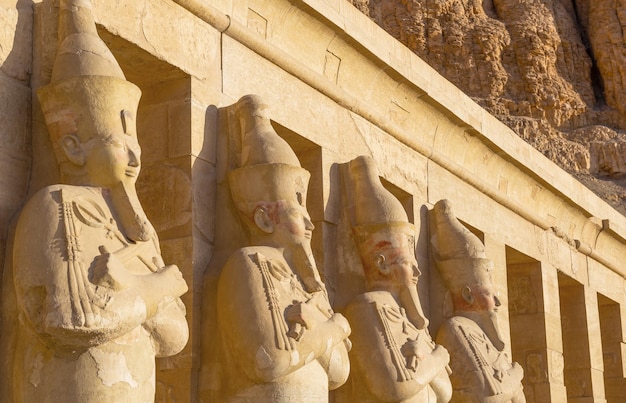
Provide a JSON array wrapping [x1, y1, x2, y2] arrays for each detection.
[[113, 141, 126, 149], [105, 137, 127, 151]]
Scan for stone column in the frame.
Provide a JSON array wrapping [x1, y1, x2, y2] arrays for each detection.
[[599, 295, 626, 402], [558, 273, 606, 402], [507, 257, 568, 402]]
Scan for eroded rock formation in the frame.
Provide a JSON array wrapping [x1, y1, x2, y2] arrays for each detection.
[[351, 0, 626, 213]]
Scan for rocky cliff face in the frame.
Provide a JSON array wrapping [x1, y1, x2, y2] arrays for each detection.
[[350, 0, 626, 214]]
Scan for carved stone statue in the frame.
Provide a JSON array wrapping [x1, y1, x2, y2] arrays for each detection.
[[12, 1, 189, 401], [430, 200, 525, 403], [341, 155, 452, 402], [217, 95, 351, 402]]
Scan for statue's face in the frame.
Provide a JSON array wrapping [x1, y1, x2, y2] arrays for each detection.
[[387, 250, 421, 287], [386, 247, 429, 329], [83, 132, 141, 187], [463, 280, 505, 350], [366, 232, 418, 288], [473, 283, 501, 314], [273, 201, 314, 248]]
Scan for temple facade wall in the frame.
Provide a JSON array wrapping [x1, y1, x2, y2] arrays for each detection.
[[1, 0, 626, 401], [0, 0, 32, 296]]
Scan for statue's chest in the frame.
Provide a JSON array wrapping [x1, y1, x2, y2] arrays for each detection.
[[272, 273, 310, 302], [62, 195, 160, 275], [378, 303, 420, 341], [257, 257, 312, 303], [464, 327, 500, 362]]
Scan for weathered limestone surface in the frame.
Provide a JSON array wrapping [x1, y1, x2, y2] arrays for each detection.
[[91, 0, 219, 82], [352, 0, 593, 125], [0, 0, 32, 262], [351, 0, 626, 213], [2, 0, 626, 402], [1, 0, 32, 82], [0, 75, 30, 269], [15, 2, 223, 399], [585, 0, 626, 117], [0, 3, 32, 396], [5, 1, 189, 402]]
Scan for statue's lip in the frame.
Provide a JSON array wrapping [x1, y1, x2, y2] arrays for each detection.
[[304, 231, 313, 239], [125, 168, 139, 177]]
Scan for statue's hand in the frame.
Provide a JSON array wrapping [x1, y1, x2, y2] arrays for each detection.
[[286, 299, 329, 331], [90, 247, 133, 291], [308, 291, 333, 319], [329, 312, 351, 338], [401, 339, 425, 370], [139, 264, 187, 318], [401, 337, 449, 371], [508, 361, 524, 382], [156, 264, 188, 298], [431, 344, 450, 366]]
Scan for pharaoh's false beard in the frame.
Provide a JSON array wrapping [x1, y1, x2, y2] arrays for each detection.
[[473, 311, 506, 351], [109, 181, 154, 242], [290, 240, 325, 293], [399, 285, 429, 330]]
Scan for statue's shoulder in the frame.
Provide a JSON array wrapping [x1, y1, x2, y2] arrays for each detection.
[[443, 315, 475, 328], [18, 185, 109, 236], [346, 293, 374, 316], [437, 315, 481, 345], [18, 184, 67, 225], [349, 291, 393, 308], [222, 246, 281, 275], [22, 184, 62, 207], [15, 185, 102, 263], [219, 247, 285, 300], [23, 185, 103, 210], [347, 291, 396, 323], [224, 246, 258, 263]]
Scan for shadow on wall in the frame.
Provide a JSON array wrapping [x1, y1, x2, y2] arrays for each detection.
[[197, 102, 248, 402], [0, 1, 35, 402]]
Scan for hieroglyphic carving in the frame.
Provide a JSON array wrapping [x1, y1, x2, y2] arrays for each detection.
[[508, 275, 537, 315], [548, 350, 564, 384], [525, 351, 547, 384]]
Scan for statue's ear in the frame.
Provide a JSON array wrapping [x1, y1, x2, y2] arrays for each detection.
[[461, 286, 474, 305], [60, 134, 86, 166], [375, 254, 391, 276], [253, 207, 274, 234]]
